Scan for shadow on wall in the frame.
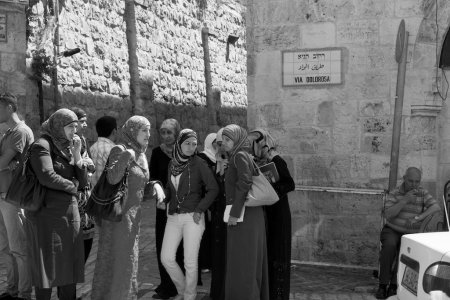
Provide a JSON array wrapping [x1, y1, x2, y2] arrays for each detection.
[[152, 101, 247, 150], [24, 80, 247, 152]]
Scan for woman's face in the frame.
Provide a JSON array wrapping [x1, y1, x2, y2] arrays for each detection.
[[136, 125, 151, 147], [160, 127, 176, 146], [77, 117, 88, 135], [221, 135, 235, 152], [180, 137, 197, 157], [64, 122, 78, 140]]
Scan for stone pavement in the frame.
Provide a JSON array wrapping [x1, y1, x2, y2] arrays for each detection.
[[1, 200, 381, 300]]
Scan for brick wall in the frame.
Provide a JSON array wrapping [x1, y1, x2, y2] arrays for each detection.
[[25, 0, 247, 148]]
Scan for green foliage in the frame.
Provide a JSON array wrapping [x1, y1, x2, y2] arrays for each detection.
[[31, 49, 54, 79]]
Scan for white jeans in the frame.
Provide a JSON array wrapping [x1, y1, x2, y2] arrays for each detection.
[[0, 199, 32, 299], [161, 213, 205, 300]]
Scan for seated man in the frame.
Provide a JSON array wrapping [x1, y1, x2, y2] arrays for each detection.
[[376, 167, 441, 299]]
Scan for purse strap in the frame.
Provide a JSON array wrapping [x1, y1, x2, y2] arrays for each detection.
[[232, 151, 259, 176]]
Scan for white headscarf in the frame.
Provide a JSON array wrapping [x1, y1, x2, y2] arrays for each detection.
[[201, 133, 217, 164]]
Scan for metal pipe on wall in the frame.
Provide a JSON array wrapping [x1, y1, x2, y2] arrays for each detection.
[[389, 20, 409, 191], [201, 27, 214, 125], [53, 0, 60, 110]]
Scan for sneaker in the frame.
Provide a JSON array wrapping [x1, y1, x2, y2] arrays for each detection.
[[375, 285, 387, 299], [387, 284, 397, 297]]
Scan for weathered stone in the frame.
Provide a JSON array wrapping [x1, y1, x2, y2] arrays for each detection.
[[337, 19, 379, 45], [301, 22, 336, 48]]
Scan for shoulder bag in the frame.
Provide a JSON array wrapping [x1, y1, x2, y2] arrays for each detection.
[[86, 145, 129, 222], [5, 138, 49, 211], [234, 152, 279, 207]]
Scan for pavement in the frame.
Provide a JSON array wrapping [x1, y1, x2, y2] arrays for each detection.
[[1, 199, 382, 300]]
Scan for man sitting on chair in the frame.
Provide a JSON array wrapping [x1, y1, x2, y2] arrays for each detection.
[[376, 167, 441, 299]]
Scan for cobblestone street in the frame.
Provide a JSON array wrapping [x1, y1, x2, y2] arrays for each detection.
[[0, 199, 382, 300]]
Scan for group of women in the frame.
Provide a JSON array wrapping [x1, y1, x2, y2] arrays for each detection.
[[150, 120, 295, 300], [24, 108, 294, 300]]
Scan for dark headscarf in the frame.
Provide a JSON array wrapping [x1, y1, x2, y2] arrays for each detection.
[[222, 124, 250, 158], [249, 128, 278, 164], [171, 129, 197, 176], [118, 116, 150, 155], [71, 107, 87, 120], [41, 108, 78, 160]]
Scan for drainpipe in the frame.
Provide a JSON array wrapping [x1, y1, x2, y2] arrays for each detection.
[[52, 0, 60, 110], [202, 27, 215, 126], [388, 20, 409, 191]]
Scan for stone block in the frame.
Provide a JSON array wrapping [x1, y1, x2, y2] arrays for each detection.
[[361, 134, 391, 154], [1, 52, 17, 72], [337, 19, 379, 45], [359, 99, 391, 117], [253, 51, 281, 77], [345, 72, 391, 100], [333, 124, 360, 155], [348, 46, 396, 73], [300, 22, 336, 48], [253, 25, 302, 53], [349, 154, 371, 180], [362, 117, 392, 133], [395, 0, 423, 17], [282, 101, 316, 127], [288, 126, 333, 155], [353, 0, 395, 17], [368, 153, 390, 180], [295, 155, 351, 186]]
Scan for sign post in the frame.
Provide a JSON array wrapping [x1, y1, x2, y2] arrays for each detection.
[[388, 19, 409, 191]]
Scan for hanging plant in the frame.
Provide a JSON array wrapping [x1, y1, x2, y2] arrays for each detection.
[[31, 48, 54, 81]]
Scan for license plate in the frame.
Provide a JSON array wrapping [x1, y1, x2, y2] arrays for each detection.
[[401, 265, 419, 295]]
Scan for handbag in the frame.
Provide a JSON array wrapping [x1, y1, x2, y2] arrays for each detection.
[[239, 153, 279, 207], [5, 142, 46, 211], [86, 145, 129, 222]]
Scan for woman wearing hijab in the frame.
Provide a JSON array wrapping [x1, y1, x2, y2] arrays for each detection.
[[197, 133, 217, 277], [203, 130, 228, 300], [149, 118, 184, 299], [249, 129, 295, 300], [161, 129, 219, 300], [221, 124, 269, 300], [26, 109, 88, 300], [91, 116, 151, 300]]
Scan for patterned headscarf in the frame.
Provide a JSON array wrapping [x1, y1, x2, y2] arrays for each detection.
[[118, 116, 151, 154], [159, 118, 181, 158], [249, 128, 278, 164], [222, 124, 250, 158], [41, 108, 78, 160], [202, 133, 217, 164], [171, 129, 197, 176]]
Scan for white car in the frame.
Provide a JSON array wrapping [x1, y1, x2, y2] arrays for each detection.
[[394, 231, 450, 300]]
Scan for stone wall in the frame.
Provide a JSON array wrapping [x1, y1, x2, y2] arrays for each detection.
[[0, 0, 27, 136], [25, 0, 247, 148], [247, 0, 448, 267]]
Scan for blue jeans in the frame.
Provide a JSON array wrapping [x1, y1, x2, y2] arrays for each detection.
[[0, 198, 32, 299]]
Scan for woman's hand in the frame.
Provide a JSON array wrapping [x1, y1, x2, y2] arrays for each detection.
[[126, 148, 136, 162], [156, 201, 166, 210], [153, 183, 166, 203], [193, 212, 202, 224], [227, 216, 239, 226], [72, 135, 82, 155]]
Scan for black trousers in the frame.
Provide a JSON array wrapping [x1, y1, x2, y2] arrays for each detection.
[[35, 284, 76, 300], [379, 225, 403, 285], [84, 238, 93, 263]]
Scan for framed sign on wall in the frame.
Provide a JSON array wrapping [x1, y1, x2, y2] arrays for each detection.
[[282, 48, 343, 87]]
